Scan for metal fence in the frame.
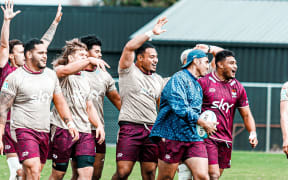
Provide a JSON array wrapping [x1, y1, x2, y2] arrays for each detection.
[[235, 82, 283, 152]]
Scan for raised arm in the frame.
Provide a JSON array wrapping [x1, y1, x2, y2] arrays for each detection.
[[86, 100, 105, 144], [40, 4, 62, 49], [0, 91, 15, 155], [0, 0, 21, 67], [55, 57, 110, 78], [193, 44, 223, 70], [238, 107, 258, 148], [119, 17, 167, 69], [53, 93, 79, 141]]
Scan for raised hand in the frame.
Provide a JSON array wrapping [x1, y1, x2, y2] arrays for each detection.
[[54, 4, 62, 23], [88, 57, 111, 71], [194, 44, 210, 53], [152, 16, 168, 35], [1, 0, 21, 21]]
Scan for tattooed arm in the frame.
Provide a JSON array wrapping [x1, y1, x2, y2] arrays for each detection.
[[53, 92, 79, 141], [0, 92, 15, 155], [41, 4, 62, 49]]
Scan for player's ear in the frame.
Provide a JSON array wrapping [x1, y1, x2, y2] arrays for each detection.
[[217, 61, 224, 69], [9, 54, 14, 61], [137, 54, 144, 62], [68, 55, 73, 63], [194, 58, 200, 65], [26, 51, 32, 60]]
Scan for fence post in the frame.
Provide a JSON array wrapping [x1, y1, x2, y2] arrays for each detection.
[[265, 86, 272, 152]]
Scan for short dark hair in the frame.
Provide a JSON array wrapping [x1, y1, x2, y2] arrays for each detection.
[[80, 35, 102, 50], [215, 50, 235, 65], [135, 42, 156, 57], [9, 39, 23, 54], [24, 39, 44, 57]]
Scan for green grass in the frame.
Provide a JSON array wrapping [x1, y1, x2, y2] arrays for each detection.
[[1, 148, 288, 179]]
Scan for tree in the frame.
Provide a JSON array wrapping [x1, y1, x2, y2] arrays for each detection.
[[101, 0, 178, 7]]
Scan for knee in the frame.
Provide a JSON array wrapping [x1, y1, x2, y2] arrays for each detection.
[[29, 166, 41, 177], [143, 169, 155, 177], [16, 169, 23, 177], [117, 167, 132, 179], [209, 171, 220, 180], [194, 172, 209, 180], [50, 171, 66, 180]]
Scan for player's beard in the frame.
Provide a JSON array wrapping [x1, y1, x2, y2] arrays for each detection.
[[37, 61, 46, 69], [142, 65, 155, 74], [223, 70, 235, 80]]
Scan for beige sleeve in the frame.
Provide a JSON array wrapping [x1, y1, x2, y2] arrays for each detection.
[[281, 82, 288, 101], [53, 75, 62, 94], [118, 63, 134, 75], [107, 73, 117, 93], [0, 73, 17, 96]]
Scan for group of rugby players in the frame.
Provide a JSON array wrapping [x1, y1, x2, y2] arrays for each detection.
[[0, 1, 259, 180]]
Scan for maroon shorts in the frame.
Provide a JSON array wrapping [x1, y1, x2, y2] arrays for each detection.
[[50, 127, 95, 163], [3, 122, 17, 154], [158, 138, 207, 163], [15, 128, 49, 164], [205, 138, 232, 169], [92, 130, 106, 154], [116, 123, 158, 162]]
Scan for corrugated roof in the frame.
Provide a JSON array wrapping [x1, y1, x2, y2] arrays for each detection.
[[131, 0, 288, 44]]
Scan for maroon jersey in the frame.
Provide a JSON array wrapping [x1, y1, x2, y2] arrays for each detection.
[[0, 62, 17, 121], [198, 72, 249, 142]]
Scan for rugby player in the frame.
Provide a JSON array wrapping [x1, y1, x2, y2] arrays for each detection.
[[197, 49, 258, 180], [112, 17, 167, 180], [177, 44, 223, 180], [80, 35, 121, 180], [280, 82, 288, 157], [0, 2, 62, 179], [0, 38, 78, 180], [150, 49, 217, 180], [49, 38, 105, 180]]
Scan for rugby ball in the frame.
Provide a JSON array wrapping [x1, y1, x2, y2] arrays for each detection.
[[196, 110, 217, 139]]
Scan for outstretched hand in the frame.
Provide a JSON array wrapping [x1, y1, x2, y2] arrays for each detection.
[[88, 57, 111, 71], [194, 44, 210, 53], [152, 16, 168, 35], [54, 4, 62, 23], [1, 0, 21, 21]]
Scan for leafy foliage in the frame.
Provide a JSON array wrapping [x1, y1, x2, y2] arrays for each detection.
[[101, 0, 179, 7]]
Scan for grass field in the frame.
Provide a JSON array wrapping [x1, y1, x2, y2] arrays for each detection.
[[1, 148, 288, 180]]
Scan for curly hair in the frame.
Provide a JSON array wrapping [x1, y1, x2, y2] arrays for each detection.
[[52, 38, 87, 68]]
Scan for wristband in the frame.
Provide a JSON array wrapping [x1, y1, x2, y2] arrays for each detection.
[[145, 30, 154, 41], [67, 121, 76, 129], [249, 131, 257, 139]]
